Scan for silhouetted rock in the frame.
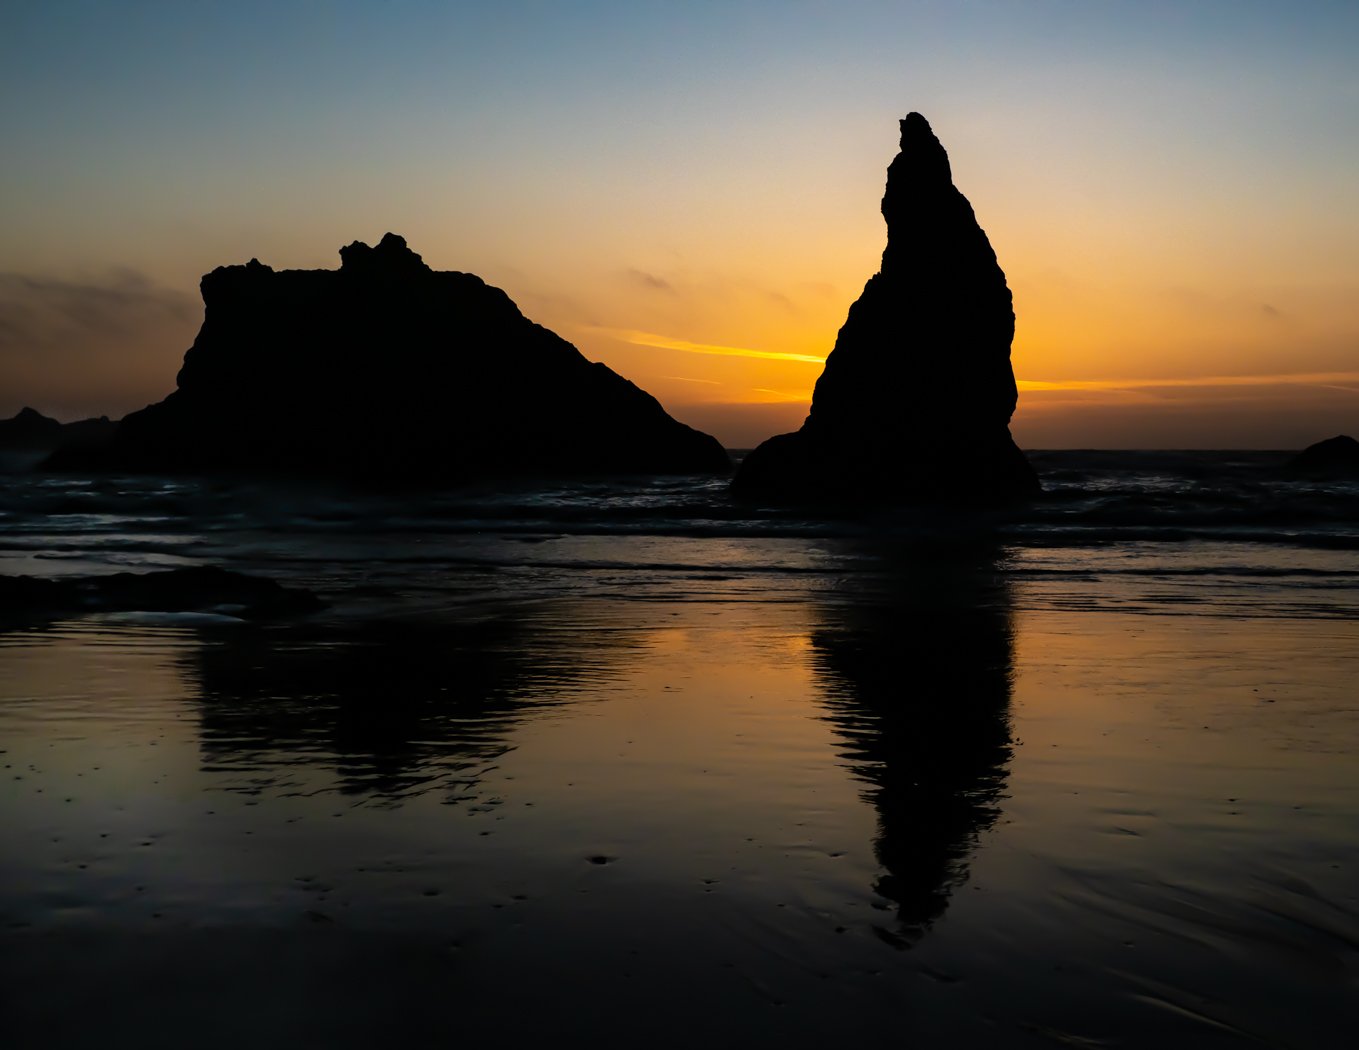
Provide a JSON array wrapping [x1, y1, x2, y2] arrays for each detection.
[[2, 408, 118, 471], [1285, 435, 1359, 478], [72, 234, 727, 480], [732, 114, 1039, 504], [0, 407, 62, 449], [60, 415, 118, 447], [0, 408, 119, 452], [0, 566, 323, 622]]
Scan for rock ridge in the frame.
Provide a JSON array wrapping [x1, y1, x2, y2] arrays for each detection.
[[79, 233, 728, 480]]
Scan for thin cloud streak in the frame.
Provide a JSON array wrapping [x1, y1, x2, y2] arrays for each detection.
[[750, 388, 814, 402], [597, 328, 827, 365], [0, 272, 196, 350], [658, 375, 722, 385], [1018, 372, 1359, 392]]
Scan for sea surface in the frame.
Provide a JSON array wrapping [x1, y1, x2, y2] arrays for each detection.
[[1, 450, 1356, 1048]]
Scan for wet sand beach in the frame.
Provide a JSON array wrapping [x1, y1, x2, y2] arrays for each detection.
[[2, 458, 1357, 1047]]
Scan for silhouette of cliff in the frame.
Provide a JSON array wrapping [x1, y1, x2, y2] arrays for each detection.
[[86, 235, 728, 480], [733, 114, 1039, 504]]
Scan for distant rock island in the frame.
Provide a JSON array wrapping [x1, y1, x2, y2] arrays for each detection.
[[57, 234, 728, 480], [732, 113, 1040, 504], [0, 407, 116, 469], [1285, 435, 1359, 478]]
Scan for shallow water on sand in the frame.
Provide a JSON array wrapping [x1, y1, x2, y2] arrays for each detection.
[[2, 583, 1356, 1047], [2, 457, 1358, 1046]]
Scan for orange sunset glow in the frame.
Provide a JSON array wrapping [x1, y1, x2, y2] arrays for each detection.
[[2, 2, 1356, 449], [4, 6, 1359, 1045]]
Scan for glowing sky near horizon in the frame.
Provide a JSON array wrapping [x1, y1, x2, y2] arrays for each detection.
[[1, 0, 1357, 447]]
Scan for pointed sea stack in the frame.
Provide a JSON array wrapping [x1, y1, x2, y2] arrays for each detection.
[[732, 114, 1039, 504], [91, 235, 728, 481]]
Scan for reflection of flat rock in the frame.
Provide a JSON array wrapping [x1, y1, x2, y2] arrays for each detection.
[[1285, 435, 1359, 478], [76, 234, 728, 481], [0, 566, 323, 621], [733, 114, 1039, 505]]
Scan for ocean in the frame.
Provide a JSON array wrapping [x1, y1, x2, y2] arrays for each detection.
[[2, 450, 1356, 1047]]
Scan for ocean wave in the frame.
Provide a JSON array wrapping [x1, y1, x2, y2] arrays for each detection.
[[0, 452, 1355, 552]]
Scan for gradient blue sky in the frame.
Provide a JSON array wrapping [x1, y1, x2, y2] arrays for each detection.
[[2, 1, 1356, 446]]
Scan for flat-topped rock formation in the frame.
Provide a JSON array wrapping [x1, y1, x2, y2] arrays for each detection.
[[72, 235, 728, 480], [732, 113, 1039, 504]]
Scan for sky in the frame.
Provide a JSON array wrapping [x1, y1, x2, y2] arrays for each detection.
[[1, 0, 1357, 448]]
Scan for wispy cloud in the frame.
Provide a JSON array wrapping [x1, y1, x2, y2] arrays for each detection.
[[658, 375, 722, 385], [0, 270, 200, 419], [626, 269, 674, 293], [1018, 372, 1359, 392], [596, 328, 827, 365], [750, 388, 815, 402], [0, 271, 196, 351]]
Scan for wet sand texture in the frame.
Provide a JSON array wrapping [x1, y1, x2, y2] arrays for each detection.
[[3, 585, 1356, 1048]]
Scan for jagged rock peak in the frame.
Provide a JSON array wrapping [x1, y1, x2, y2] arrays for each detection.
[[339, 232, 429, 275], [888, 112, 954, 193]]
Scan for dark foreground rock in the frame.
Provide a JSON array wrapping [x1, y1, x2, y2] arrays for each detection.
[[53, 235, 728, 481], [0, 566, 324, 621], [732, 114, 1039, 505], [1285, 435, 1359, 478]]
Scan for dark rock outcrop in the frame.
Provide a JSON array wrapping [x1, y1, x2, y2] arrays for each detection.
[[1285, 435, 1359, 478], [1, 408, 118, 471], [0, 566, 324, 622], [0, 407, 62, 449], [60, 415, 119, 447], [732, 114, 1039, 504], [0, 408, 116, 451], [73, 234, 728, 480]]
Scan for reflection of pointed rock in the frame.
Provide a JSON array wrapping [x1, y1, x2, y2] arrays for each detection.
[[812, 593, 1014, 942], [733, 114, 1039, 504], [100, 234, 729, 480]]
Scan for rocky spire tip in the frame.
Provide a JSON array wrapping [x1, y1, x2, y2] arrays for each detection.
[[892, 112, 952, 186], [339, 232, 426, 272]]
